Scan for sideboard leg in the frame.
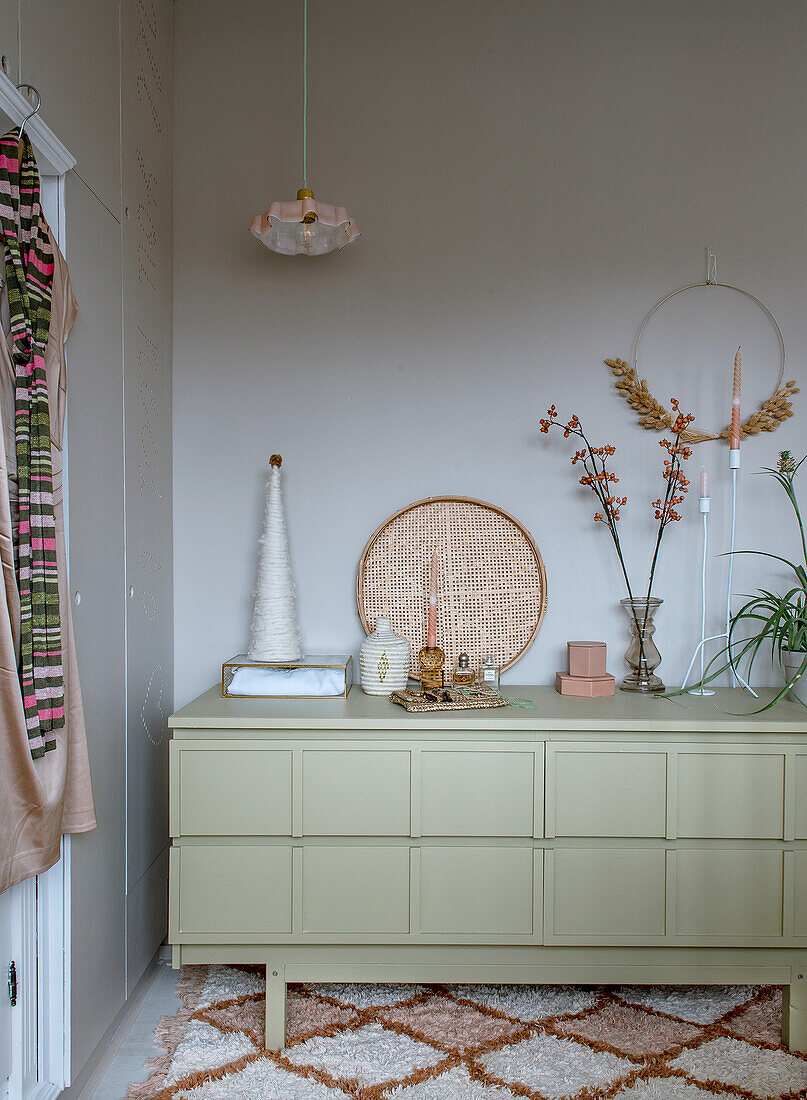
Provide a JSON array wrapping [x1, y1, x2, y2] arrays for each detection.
[[783, 970, 807, 1052], [265, 963, 287, 1051]]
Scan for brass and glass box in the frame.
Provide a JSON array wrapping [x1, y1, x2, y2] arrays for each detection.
[[221, 654, 352, 699]]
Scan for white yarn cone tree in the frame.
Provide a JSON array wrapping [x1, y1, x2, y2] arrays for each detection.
[[247, 454, 303, 661]]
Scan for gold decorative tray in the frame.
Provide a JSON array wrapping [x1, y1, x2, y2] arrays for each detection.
[[389, 687, 510, 713]]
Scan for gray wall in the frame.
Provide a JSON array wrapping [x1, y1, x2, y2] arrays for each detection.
[[172, 0, 807, 702], [0, 0, 173, 1085]]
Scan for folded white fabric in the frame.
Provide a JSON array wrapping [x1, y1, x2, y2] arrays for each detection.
[[226, 665, 346, 697]]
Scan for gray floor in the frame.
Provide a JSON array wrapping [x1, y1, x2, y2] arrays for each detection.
[[89, 963, 181, 1100]]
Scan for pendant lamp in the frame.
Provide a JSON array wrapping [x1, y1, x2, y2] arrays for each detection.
[[250, 0, 360, 256]]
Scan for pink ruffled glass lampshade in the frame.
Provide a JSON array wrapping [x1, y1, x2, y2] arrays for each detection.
[[250, 189, 360, 256]]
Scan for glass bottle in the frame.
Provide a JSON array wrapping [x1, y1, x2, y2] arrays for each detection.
[[452, 652, 475, 686], [480, 655, 500, 689]]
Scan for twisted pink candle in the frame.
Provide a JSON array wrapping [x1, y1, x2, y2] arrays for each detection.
[[427, 549, 438, 648], [731, 347, 741, 450]]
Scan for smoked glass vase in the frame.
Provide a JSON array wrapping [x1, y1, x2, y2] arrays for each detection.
[[620, 597, 664, 693]]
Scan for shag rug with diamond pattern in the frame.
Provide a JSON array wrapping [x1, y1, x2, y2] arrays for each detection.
[[125, 965, 807, 1099]]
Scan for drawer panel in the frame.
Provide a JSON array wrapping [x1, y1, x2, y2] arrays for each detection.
[[302, 846, 410, 933], [793, 852, 807, 937], [548, 848, 666, 938], [794, 756, 807, 839], [302, 751, 410, 835], [419, 847, 536, 934], [172, 845, 292, 935], [171, 744, 292, 836], [550, 749, 666, 837], [677, 753, 784, 838], [674, 849, 783, 937], [421, 751, 536, 836]]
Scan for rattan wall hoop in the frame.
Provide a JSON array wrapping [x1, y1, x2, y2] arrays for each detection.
[[356, 496, 548, 677]]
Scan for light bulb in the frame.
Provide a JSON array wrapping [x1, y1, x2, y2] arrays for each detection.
[[296, 217, 317, 253]]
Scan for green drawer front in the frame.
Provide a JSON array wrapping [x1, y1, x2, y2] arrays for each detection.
[[793, 851, 807, 936], [547, 848, 666, 939], [301, 846, 410, 933], [302, 750, 411, 835], [794, 756, 807, 839], [419, 846, 537, 934], [171, 743, 292, 836], [676, 753, 784, 839], [420, 751, 536, 837], [674, 849, 783, 938], [172, 845, 292, 936], [549, 749, 666, 838]]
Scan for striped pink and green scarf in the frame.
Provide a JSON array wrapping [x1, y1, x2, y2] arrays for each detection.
[[0, 130, 62, 757]]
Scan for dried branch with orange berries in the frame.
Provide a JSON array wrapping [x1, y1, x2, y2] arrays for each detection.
[[539, 397, 695, 616]]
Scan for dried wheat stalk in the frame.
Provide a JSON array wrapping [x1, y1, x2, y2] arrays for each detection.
[[605, 357, 799, 444]]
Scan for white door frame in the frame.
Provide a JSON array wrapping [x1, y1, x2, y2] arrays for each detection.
[[5, 841, 70, 1100], [0, 78, 76, 1100]]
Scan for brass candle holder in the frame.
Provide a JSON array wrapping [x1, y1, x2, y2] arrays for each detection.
[[418, 645, 445, 691]]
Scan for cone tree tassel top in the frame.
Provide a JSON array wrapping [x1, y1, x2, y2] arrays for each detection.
[[248, 454, 303, 661]]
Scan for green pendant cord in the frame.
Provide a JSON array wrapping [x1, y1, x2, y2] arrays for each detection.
[[302, 0, 307, 188]]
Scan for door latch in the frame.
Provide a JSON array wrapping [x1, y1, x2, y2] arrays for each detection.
[[7, 961, 17, 1006]]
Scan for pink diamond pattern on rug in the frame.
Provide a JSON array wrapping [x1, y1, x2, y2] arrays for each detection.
[[377, 991, 528, 1053], [554, 1000, 703, 1059], [670, 1034, 807, 1098], [197, 996, 266, 1047], [724, 988, 783, 1047], [125, 969, 807, 1100], [288, 991, 363, 1046]]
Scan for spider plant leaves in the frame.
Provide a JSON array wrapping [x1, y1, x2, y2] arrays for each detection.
[[666, 454, 806, 710], [726, 549, 807, 588]]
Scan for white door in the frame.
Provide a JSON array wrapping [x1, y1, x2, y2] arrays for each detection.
[[0, 884, 14, 1097]]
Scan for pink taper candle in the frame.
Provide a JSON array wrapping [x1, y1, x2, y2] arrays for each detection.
[[730, 347, 742, 450], [427, 549, 438, 648], [699, 468, 709, 499]]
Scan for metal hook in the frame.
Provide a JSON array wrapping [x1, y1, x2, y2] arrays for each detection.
[[15, 83, 41, 141], [705, 243, 718, 285]]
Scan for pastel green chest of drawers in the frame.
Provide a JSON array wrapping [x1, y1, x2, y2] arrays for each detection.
[[168, 686, 807, 1051]]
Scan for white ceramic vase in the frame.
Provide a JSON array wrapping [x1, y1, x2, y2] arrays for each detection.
[[360, 618, 410, 695], [782, 648, 807, 704]]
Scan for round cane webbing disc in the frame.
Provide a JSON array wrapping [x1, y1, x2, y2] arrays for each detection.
[[357, 496, 547, 677]]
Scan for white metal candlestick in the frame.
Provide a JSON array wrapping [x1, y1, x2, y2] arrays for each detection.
[[686, 469, 715, 695], [681, 461, 755, 695], [680, 359, 757, 697]]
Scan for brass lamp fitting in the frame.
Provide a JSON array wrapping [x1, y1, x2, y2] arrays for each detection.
[[297, 188, 317, 222]]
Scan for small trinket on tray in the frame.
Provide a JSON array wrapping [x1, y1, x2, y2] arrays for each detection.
[[452, 652, 474, 686], [480, 654, 500, 689]]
